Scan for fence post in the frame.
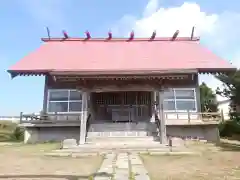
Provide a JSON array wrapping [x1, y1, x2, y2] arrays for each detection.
[[187, 110, 190, 124], [55, 112, 57, 121], [20, 112, 23, 123]]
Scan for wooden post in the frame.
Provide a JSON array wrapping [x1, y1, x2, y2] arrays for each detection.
[[187, 110, 190, 124], [55, 112, 57, 121], [79, 91, 88, 145], [135, 92, 138, 121], [150, 91, 156, 122], [20, 112, 23, 123], [159, 90, 167, 144], [89, 92, 95, 122], [31, 113, 34, 121]]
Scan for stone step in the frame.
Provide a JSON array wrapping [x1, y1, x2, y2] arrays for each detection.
[[86, 141, 162, 147], [87, 131, 151, 137], [60, 140, 168, 150], [86, 136, 160, 144], [85, 141, 164, 149], [88, 122, 151, 132], [45, 150, 199, 158], [46, 146, 193, 157], [54, 145, 170, 153]]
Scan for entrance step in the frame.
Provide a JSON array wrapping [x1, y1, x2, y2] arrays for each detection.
[[86, 136, 157, 141], [48, 142, 192, 157], [46, 147, 198, 158], [87, 131, 154, 138], [86, 136, 161, 146], [88, 122, 156, 132], [58, 143, 170, 152]]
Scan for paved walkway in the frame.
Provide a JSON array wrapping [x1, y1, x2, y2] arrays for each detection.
[[94, 152, 150, 180]]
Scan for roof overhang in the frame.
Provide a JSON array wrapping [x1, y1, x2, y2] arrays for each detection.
[[49, 69, 198, 76], [7, 67, 237, 79], [7, 70, 50, 79]]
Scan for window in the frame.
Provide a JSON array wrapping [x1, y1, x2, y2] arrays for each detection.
[[163, 89, 175, 99], [47, 90, 82, 113], [163, 88, 197, 112], [176, 101, 196, 111], [163, 100, 175, 111]]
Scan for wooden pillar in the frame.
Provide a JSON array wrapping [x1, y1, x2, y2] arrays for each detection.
[[79, 91, 88, 145], [150, 91, 156, 122], [89, 92, 95, 122], [159, 90, 167, 144], [42, 76, 49, 113], [135, 92, 138, 121]]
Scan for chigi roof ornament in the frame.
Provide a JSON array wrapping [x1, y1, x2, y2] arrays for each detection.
[[85, 31, 91, 39], [129, 31, 134, 40], [107, 31, 112, 40], [46, 27, 51, 40], [62, 30, 69, 39], [191, 26, 195, 40], [41, 27, 201, 42], [150, 30, 156, 40], [171, 30, 179, 41]]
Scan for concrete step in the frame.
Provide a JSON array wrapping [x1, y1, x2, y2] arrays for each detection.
[[87, 131, 149, 136], [88, 122, 150, 132], [86, 136, 160, 143], [45, 149, 200, 158], [55, 144, 171, 153], [87, 131, 158, 138], [46, 144, 193, 157], [85, 137, 161, 147], [86, 141, 162, 147]]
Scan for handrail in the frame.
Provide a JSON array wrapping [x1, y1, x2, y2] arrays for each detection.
[[164, 111, 223, 123], [164, 112, 221, 115], [20, 112, 83, 124]]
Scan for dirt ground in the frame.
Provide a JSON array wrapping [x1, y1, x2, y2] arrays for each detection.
[[0, 143, 102, 180], [141, 139, 240, 180]]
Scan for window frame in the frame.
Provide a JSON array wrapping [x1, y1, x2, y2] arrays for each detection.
[[163, 88, 197, 112], [47, 89, 83, 114]]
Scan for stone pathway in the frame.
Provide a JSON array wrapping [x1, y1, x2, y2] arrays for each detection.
[[94, 153, 115, 180], [130, 154, 150, 180], [94, 152, 150, 180]]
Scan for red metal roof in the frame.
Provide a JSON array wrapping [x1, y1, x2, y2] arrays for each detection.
[[8, 37, 236, 76]]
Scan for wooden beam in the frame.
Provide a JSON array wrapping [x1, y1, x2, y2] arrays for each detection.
[[54, 74, 189, 81]]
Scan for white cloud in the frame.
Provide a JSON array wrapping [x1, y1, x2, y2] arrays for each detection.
[[143, 0, 159, 17], [114, 0, 240, 58], [114, 1, 219, 38], [114, 0, 240, 89]]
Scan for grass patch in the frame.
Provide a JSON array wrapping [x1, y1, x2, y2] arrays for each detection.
[[141, 139, 240, 180], [0, 143, 103, 179], [0, 142, 61, 156], [0, 120, 23, 142]]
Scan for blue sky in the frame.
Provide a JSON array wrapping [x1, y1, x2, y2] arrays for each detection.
[[0, 0, 240, 115]]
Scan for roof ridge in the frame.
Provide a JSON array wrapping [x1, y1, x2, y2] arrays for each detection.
[[41, 37, 200, 42]]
